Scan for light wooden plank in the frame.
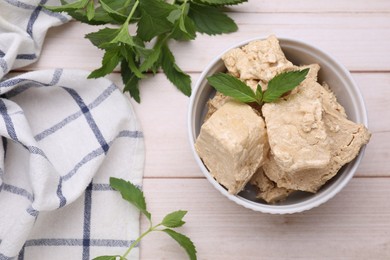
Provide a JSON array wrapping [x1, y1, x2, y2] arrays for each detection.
[[140, 178, 390, 259], [353, 73, 390, 133], [24, 13, 390, 72], [227, 0, 390, 13]]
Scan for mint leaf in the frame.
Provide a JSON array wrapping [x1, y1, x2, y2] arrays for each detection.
[[255, 84, 263, 101], [121, 56, 143, 103], [171, 14, 196, 41], [207, 73, 257, 103], [161, 44, 191, 96], [162, 210, 187, 228], [85, 28, 119, 49], [99, 0, 127, 23], [44, 0, 87, 11], [109, 177, 151, 220], [189, 3, 238, 35], [85, 0, 95, 20], [88, 48, 121, 78], [92, 256, 123, 260], [170, 3, 196, 41], [162, 229, 197, 260], [139, 47, 161, 72], [137, 0, 175, 41], [263, 68, 309, 103]]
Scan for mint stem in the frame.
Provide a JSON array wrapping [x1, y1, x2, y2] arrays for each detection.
[[125, 0, 139, 25], [121, 223, 162, 259]]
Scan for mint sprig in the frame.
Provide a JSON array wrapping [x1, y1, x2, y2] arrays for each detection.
[[44, 0, 247, 103], [207, 68, 310, 105], [92, 177, 197, 260]]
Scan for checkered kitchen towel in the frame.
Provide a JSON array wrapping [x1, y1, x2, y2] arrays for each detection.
[[0, 1, 144, 259]]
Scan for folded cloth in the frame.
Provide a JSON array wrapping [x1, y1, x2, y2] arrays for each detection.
[[0, 1, 145, 259]]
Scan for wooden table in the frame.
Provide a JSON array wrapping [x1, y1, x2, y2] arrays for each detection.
[[24, 1, 390, 259]]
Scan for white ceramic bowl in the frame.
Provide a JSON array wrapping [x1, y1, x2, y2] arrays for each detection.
[[188, 37, 369, 214]]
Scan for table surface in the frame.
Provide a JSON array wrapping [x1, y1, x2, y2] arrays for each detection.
[[23, 1, 390, 259]]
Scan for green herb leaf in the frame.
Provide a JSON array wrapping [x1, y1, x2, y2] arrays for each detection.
[[162, 229, 197, 260], [43, 0, 87, 12], [262, 68, 309, 103], [162, 210, 187, 228], [45, 0, 247, 102], [170, 3, 196, 41], [121, 59, 142, 103], [161, 44, 191, 96], [88, 48, 121, 78], [85, 28, 120, 49], [109, 177, 151, 220], [86, 0, 95, 20], [207, 72, 257, 103], [255, 84, 263, 102], [137, 0, 175, 41], [189, 3, 238, 35], [99, 0, 127, 23]]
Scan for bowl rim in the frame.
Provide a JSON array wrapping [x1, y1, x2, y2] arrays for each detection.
[[187, 36, 368, 214]]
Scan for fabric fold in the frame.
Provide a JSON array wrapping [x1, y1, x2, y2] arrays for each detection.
[[0, 0, 144, 259]]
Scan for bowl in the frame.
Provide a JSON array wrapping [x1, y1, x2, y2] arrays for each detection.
[[188, 37, 368, 214]]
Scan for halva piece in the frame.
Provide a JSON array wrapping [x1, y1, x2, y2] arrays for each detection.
[[263, 81, 371, 192], [222, 35, 294, 82], [262, 77, 332, 173], [250, 168, 293, 204], [195, 101, 268, 194]]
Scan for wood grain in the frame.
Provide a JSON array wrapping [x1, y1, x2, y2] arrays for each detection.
[[140, 178, 390, 260], [25, 13, 390, 72], [228, 0, 390, 13]]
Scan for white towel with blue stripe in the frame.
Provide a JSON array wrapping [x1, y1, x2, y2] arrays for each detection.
[[0, 1, 144, 259]]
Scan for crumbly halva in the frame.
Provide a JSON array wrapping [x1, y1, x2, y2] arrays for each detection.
[[195, 101, 268, 194], [250, 168, 293, 204], [222, 35, 293, 82], [196, 36, 371, 202], [263, 81, 371, 192], [262, 77, 332, 173]]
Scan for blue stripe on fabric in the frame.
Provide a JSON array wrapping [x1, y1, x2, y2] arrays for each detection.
[[82, 182, 93, 260], [91, 183, 114, 191], [62, 146, 105, 182], [0, 50, 4, 58], [62, 130, 142, 182], [57, 130, 143, 207], [17, 246, 24, 260], [3, 0, 69, 23], [2, 183, 34, 202], [26, 0, 48, 38], [0, 104, 45, 161], [24, 238, 134, 247], [27, 145, 48, 159], [35, 84, 117, 141], [0, 59, 8, 74], [26, 206, 39, 217], [16, 53, 37, 60], [56, 178, 66, 208], [4, 69, 63, 98], [2, 137, 7, 159], [49, 68, 63, 85], [0, 78, 29, 88], [63, 87, 109, 154], [3, 0, 36, 9], [0, 99, 19, 141]]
